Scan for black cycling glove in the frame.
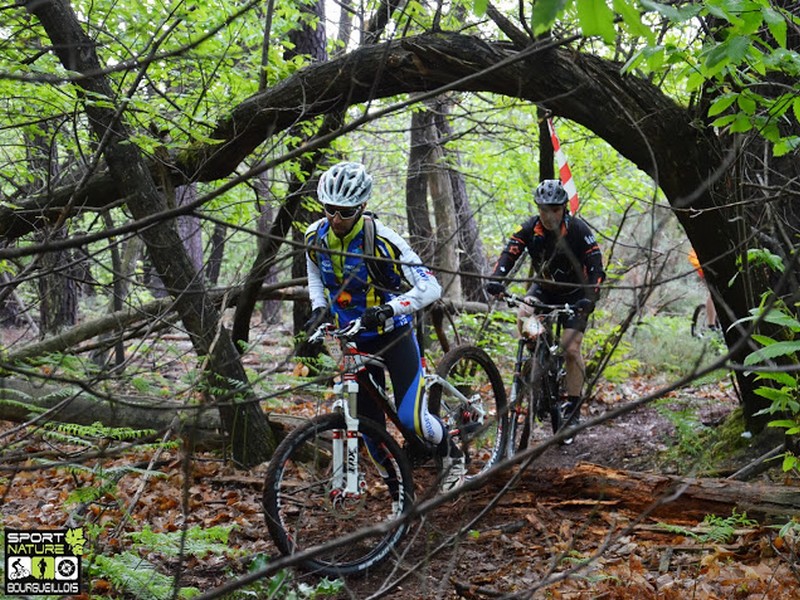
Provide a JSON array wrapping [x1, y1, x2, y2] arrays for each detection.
[[362, 304, 394, 330], [573, 298, 595, 317], [303, 307, 328, 334], [485, 281, 506, 296]]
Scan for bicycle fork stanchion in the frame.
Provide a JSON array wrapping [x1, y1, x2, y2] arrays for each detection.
[[330, 379, 363, 500]]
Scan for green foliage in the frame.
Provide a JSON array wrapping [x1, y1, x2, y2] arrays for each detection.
[[89, 526, 343, 600], [625, 315, 725, 379], [743, 302, 800, 473], [62, 462, 168, 508], [130, 525, 232, 559], [773, 516, 800, 540], [43, 420, 157, 446], [583, 320, 640, 383], [235, 554, 344, 599], [87, 526, 233, 599], [451, 309, 513, 352], [0, 386, 59, 416], [655, 398, 712, 464], [742, 248, 786, 274], [659, 510, 757, 544], [621, 0, 800, 154], [92, 551, 200, 600]]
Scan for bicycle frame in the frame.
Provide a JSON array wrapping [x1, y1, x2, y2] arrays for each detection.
[[310, 319, 482, 500], [502, 293, 573, 455]]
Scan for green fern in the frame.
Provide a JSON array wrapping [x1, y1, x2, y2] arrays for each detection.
[[659, 510, 757, 544], [61, 464, 167, 507], [42, 420, 157, 442], [129, 525, 232, 559], [0, 386, 73, 416], [92, 552, 199, 600]]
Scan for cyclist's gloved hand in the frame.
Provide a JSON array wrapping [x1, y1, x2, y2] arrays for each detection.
[[485, 281, 506, 297], [573, 298, 595, 317], [362, 304, 394, 330], [303, 307, 328, 335]]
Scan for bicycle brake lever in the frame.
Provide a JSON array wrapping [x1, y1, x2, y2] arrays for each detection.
[[308, 322, 332, 344], [341, 318, 364, 338]]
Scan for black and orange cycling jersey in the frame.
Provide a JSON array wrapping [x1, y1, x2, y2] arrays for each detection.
[[491, 214, 605, 301]]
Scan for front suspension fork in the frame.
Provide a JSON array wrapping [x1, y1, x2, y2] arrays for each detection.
[[332, 379, 363, 497]]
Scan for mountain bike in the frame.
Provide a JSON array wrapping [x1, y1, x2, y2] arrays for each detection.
[[500, 293, 576, 455], [691, 302, 721, 338], [262, 318, 506, 576]]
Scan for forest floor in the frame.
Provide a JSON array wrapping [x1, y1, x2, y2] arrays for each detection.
[[2, 320, 800, 599]]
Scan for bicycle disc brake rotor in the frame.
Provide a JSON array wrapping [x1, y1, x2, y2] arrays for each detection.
[[458, 394, 486, 436], [327, 480, 367, 520]]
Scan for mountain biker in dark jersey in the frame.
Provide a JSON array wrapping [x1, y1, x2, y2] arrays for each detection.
[[304, 161, 465, 492], [485, 179, 605, 426]]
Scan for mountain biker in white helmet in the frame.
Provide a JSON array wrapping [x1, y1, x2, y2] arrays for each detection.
[[304, 161, 466, 492], [485, 179, 605, 430]]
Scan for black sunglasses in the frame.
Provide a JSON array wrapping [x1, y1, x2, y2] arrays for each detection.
[[324, 204, 362, 219]]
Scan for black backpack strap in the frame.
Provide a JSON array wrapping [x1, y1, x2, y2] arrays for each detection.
[[362, 215, 391, 292]]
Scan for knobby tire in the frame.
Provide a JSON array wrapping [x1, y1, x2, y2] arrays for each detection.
[[510, 346, 563, 455], [428, 344, 508, 478], [262, 413, 414, 577]]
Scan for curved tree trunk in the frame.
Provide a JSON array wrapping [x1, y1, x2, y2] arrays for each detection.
[[26, 0, 274, 468], [3, 27, 792, 430]]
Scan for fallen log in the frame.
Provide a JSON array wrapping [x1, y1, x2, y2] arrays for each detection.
[[0, 378, 307, 448], [509, 462, 800, 524]]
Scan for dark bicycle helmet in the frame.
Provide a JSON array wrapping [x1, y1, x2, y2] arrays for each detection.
[[317, 161, 373, 207], [533, 179, 569, 206]]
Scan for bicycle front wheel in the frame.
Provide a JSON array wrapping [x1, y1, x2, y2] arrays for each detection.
[[512, 352, 562, 454], [428, 345, 508, 479], [262, 413, 414, 577]]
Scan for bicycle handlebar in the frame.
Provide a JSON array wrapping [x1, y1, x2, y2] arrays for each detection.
[[308, 318, 365, 344], [500, 292, 575, 317]]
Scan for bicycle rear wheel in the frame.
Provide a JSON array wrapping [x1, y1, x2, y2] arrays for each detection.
[[263, 413, 414, 577], [691, 303, 708, 337], [428, 345, 508, 479]]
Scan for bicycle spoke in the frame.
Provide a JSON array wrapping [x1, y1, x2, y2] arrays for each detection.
[[263, 414, 414, 576], [429, 345, 508, 479]]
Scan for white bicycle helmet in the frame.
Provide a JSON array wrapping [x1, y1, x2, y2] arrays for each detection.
[[534, 179, 569, 206], [317, 161, 373, 207]]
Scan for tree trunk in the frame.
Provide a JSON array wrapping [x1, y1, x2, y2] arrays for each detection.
[[26, 0, 274, 468], [37, 225, 78, 338], [406, 108, 435, 265], [432, 99, 487, 301], [176, 184, 203, 272], [429, 141, 462, 299], [255, 190, 281, 325], [0, 377, 308, 449], [205, 222, 226, 287]]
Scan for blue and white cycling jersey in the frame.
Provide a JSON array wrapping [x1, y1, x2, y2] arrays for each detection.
[[305, 216, 441, 340]]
